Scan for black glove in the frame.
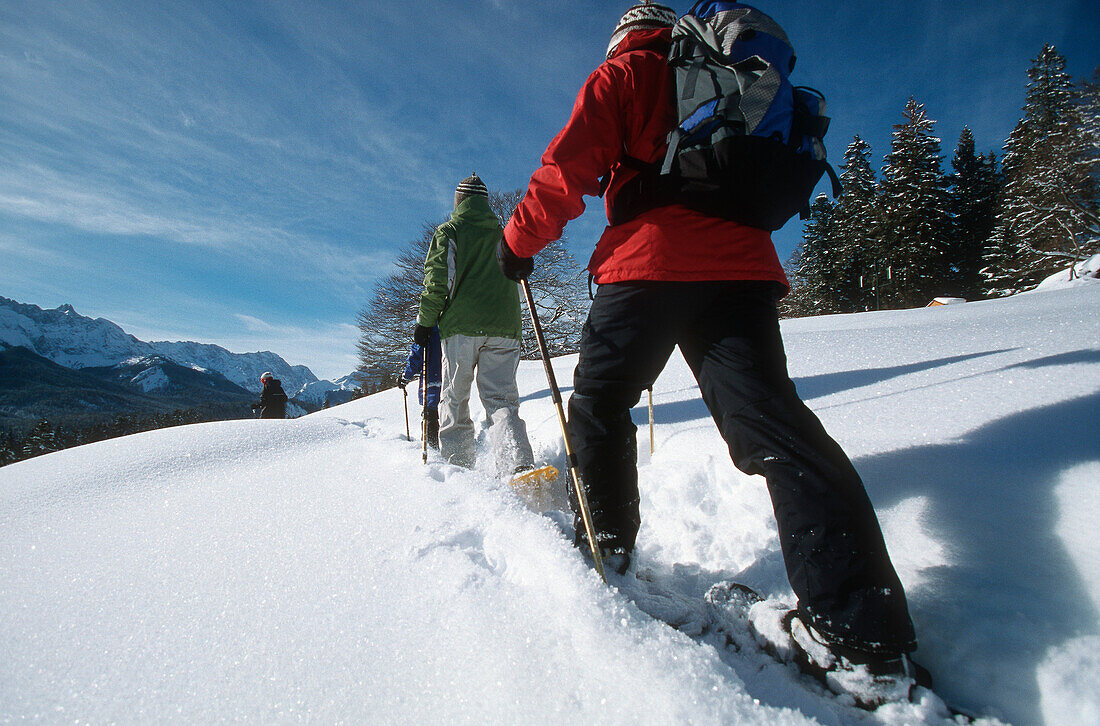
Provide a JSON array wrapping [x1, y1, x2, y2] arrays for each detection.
[[497, 236, 533, 281], [396, 374, 409, 390], [413, 324, 432, 347]]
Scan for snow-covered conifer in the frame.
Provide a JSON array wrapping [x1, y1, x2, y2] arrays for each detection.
[[878, 98, 952, 308], [784, 194, 841, 316], [0, 430, 16, 467], [946, 127, 1001, 300], [832, 135, 883, 311], [983, 46, 1098, 295], [1071, 67, 1100, 253], [20, 419, 58, 459]]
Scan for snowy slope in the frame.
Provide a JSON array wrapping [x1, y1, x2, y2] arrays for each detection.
[[2, 284, 1097, 725]]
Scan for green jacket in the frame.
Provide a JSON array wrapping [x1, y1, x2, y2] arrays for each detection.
[[417, 195, 522, 340]]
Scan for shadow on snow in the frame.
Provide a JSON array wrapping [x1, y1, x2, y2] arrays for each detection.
[[852, 390, 1100, 724]]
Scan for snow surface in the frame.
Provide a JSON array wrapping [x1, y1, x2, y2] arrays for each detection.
[[2, 285, 1097, 725], [1033, 252, 1100, 292]]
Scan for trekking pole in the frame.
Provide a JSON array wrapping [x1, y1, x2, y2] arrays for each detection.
[[403, 386, 411, 442], [520, 277, 605, 581], [421, 351, 429, 465], [648, 386, 654, 456]]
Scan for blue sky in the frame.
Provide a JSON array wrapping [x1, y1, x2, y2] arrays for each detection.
[[2, 1, 1097, 380]]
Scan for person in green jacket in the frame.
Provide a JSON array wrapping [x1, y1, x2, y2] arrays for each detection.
[[414, 173, 535, 472]]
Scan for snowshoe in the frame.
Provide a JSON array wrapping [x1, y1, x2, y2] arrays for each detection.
[[509, 464, 558, 511], [782, 609, 926, 709], [705, 582, 939, 712]]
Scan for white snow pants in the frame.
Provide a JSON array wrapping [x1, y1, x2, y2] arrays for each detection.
[[439, 334, 534, 473]]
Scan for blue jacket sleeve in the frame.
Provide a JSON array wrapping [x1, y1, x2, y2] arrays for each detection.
[[403, 343, 424, 381]]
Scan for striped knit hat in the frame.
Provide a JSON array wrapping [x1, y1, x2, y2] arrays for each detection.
[[607, 2, 677, 58], [455, 173, 488, 206]]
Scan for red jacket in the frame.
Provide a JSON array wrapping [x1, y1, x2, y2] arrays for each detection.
[[504, 28, 789, 289]]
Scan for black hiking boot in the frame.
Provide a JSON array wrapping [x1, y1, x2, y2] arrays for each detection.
[[574, 532, 634, 577], [599, 546, 633, 576], [784, 610, 932, 708]]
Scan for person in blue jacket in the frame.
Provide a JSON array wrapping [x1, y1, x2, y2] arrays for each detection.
[[398, 326, 441, 449]]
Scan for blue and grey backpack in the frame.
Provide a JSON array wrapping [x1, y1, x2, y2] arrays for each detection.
[[610, 0, 841, 230]]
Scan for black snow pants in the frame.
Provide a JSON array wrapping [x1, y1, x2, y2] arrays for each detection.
[[567, 281, 916, 654]]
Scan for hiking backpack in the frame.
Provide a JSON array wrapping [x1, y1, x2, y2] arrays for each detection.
[[610, 0, 841, 231]]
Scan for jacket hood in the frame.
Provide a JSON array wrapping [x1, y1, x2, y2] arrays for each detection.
[[608, 26, 671, 60], [452, 194, 500, 227]]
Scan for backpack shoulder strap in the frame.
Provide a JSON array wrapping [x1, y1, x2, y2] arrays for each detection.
[[798, 163, 842, 220]]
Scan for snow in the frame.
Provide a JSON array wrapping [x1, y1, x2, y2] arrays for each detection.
[[1033, 253, 1100, 291], [129, 365, 171, 393], [148, 340, 317, 393], [1037, 635, 1100, 726], [120, 355, 158, 367], [294, 372, 365, 406], [2, 284, 1098, 725]]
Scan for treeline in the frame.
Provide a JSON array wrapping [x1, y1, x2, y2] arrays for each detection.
[[784, 45, 1099, 316], [0, 404, 251, 468]]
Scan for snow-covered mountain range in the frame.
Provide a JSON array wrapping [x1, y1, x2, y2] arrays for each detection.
[[0, 296, 319, 395], [294, 372, 364, 407]]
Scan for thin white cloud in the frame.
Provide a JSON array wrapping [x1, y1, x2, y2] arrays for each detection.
[[0, 232, 74, 269], [0, 3, 447, 288], [234, 314, 277, 333]]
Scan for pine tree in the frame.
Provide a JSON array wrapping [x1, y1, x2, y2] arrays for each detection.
[[21, 419, 58, 459], [832, 135, 883, 311], [0, 429, 17, 467], [946, 127, 1001, 299], [1070, 66, 1100, 257], [784, 194, 842, 316], [879, 97, 952, 308], [1081, 67, 1100, 178], [984, 46, 1098, 294]]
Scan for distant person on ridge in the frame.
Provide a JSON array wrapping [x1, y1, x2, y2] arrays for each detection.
[[251, 371, 288, 419], [415, 173, 535, 472], [397, 325, 442, 449], [498, 1, 921, 686]]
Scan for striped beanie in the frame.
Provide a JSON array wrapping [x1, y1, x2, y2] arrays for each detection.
[[607, 2, 677, 58], [455, 173, 488, 206]]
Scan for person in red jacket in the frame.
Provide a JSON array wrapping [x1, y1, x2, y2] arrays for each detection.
[[499, 2, 920, 682]]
